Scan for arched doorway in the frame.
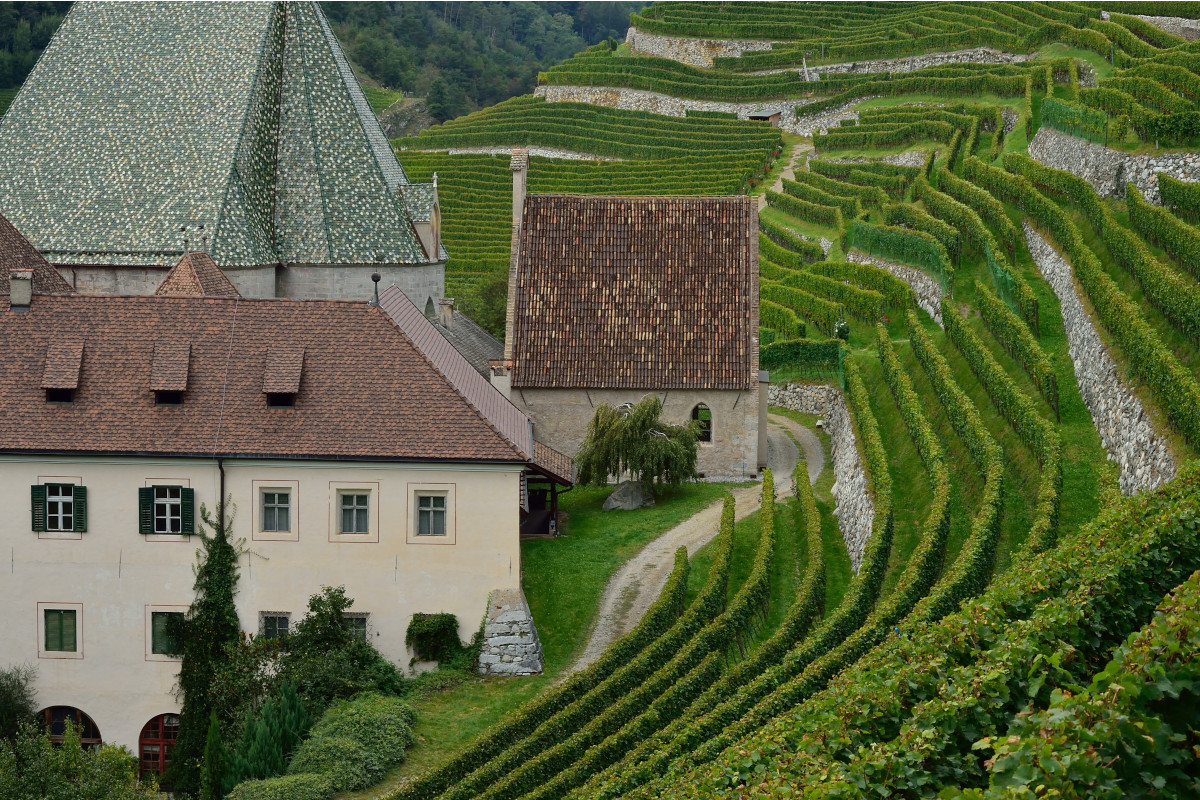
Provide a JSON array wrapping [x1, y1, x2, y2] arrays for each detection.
[[138, 713, 180, 781], [39, 706, 102, 746], [692, 403, 713, 443]]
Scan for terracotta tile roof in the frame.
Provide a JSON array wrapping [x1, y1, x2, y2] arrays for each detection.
[[531, 440, 573, 485], [0, 212, 73, 296], [41, 341, 84, 389], [510, 195, 758, 390], [150, 342, 190, 392], [0, 293, 531, 463], [262, 345, 305, 394], [154, 253, 242, 298], [379, 285, 533, 458]]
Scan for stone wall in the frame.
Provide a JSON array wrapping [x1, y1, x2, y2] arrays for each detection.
[[438, 146, 620, 161], [625, 27, 773, 68], [1024, 224, 1176, 494], [478, 588, 544, 676], [846, 251, 943, 327], [54, 265, 172, 296], [802, 47, 1029, 79], [1135, 14, 1200, 41], [278, 261, 445, 313], [536, 84, 808, 126], [767, 382, 874, 571], [1028, 128, 1200, 205], [790, 100, 872, 136]]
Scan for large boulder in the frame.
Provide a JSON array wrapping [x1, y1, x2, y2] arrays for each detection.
[[602, 480, 656, 511]]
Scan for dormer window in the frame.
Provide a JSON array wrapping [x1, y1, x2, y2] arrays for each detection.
[[150, 342, 190, 407], [42, 341, 84, 404], [45, 388, 74, 404], [266, 392, 296, 408], [155, 390, 183, 406], [263, 345, 303, 409]]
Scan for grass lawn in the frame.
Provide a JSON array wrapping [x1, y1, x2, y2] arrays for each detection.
[[1034, 43, 1113, 81], [364, 86, 403, 114], [345, 480, 738, 796]]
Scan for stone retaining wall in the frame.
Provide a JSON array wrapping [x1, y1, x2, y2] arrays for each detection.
[[847, 251, 944, 327], [478, 588, 544, 676], [1135, 14, 1200, 41], [767, 383, 874, 571], [535, 84, 809, 125], [800, 47, 1029, 79], [434, 146, 620, 161], [790, 100, 875, 136], [1024, 224, 1176, 494], [625, 27, 773, 68], [1028, 128, 1200, 204]]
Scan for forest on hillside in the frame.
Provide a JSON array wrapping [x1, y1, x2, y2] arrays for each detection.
[[0, 2, 66, 89]]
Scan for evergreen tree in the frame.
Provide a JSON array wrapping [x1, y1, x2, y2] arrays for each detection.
[[165, 501, 241, 798], [199, 712, 224, 800], [277, 681, 310, 761]]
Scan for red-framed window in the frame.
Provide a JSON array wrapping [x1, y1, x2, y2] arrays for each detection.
[[138, 713, 180, 781], [40, 706, 101, 746]]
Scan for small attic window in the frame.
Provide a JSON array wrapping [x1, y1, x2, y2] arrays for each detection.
[[155, 390, 184, 406], [266, 392, 296, 408], [45, 388, 74, 404]]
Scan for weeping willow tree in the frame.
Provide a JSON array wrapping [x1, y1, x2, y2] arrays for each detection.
[[575, 396, 700, 491]]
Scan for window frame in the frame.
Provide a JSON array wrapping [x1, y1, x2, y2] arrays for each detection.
[[45, 483, 75, 532], [343, 613, 369, 642], [33, 477, 86, 538], [140, 481, 194, 538], [38, 602, 83, 660], [150, 611, 184, 656], [259, 612, 290, 643], [416, 492, 447, 537], [692, 403, 714, 444], [261, 490, 291, 533], [407, 483, 456, 545], [339, 492, 370, 535], [145, 604, 188, 662], [328, 482, 379, 542]]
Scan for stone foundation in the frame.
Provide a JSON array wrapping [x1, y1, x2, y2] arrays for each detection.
[[478, 588, 544, 676], [1028, 128, 1200, 205], [1024, 224, 1176, 494], [846, 251, 943, 327], [767, 383, 874, 571]]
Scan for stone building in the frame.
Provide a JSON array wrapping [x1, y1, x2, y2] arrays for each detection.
[[0, 220, 570, 773], [0, 1, 445, 310], [494, 153, 766, 481]]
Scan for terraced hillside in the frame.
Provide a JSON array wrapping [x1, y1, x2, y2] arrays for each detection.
[[372, 3, 1200, 798]]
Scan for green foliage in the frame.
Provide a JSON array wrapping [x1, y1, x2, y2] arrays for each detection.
[[1158, 171, 1200, 224], [575, 396, 700, 490], [759, 299, 806, 340], [288, 736, 375, 793], [885, 202, 960, 258], [773, 265, 884, 322], [757, 233, 805, 269], [0, 4, 64, 90], [223, 681, 311, 793], [225, 773, 333, 800], [780, 176, 861, 219], [790, 166, 890, 208], [167, 501, 242, 797], [850, 220, 953, 292], [0, 722, 158, 800], [1128, 181, 1200, 281], [974, 280, 1059, 417], [762, 280, 843, 337], [759, 338, 842, 376], [0, 663, 36, 741], [758, 218, 825, 264], [200, 712, 223, 800], [808, 260, 916, 310], [764, 189, 843, 229], [405, 613, 466, 666], [815, 118, 960, 153], [1041, 96, 1112, 140]]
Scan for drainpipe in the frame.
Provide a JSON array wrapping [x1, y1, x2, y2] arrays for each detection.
[[218, 457, 226, 534]]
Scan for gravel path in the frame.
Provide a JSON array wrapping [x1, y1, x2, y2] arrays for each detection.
[[565, 413, 824, 674], [758, 142, 813, 212]]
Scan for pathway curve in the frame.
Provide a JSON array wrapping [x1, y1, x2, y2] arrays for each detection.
[[565, 412, 824, 674], [758, 141, 812, 212]]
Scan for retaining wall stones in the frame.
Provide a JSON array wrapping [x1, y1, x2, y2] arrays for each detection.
[[801, 47, 1029, 79], [625, 27, 774, 68], [437, 146, 620, 161], [767, 383, 874, 571], [535, 84, 809, 126], [1024, 223, 1177, 494], [847, 250, 944, 327], [1028, 128, 1200, 205], [478, 588, 544, 676], [1135, 14, 1200, 41], [791, 100, 875, 136]]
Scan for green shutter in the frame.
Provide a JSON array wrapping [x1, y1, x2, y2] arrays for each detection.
[[62, 610, 76, 652], [181, 488, 195, 534], [139, 487, 153, 534], [152, 612, 168, 654], [31, 485, 46, 532], [72, 485, 87, 533], [45, 609, 59, 650]]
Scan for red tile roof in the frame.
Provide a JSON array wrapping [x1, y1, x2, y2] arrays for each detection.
[[150, 342, 191, 392], [531, 441, 573, 485], [509, 195, 758, 390], [262, 345, 304, 394], [41, 341, 84, 389], [0, 293, 532, 463], [154, 252, 242, 298], [0, 212, 74, 297]]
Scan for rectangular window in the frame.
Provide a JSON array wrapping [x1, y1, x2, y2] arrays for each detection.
[[340, 493, 369, 534], [44, 609, 77, 652], [262, 491, 290, 533], [261, 614, 289, 641], [46, 484, 74, 532], [345, 614, 368, 641], [417, 494, 447, 536], [154, 486, 181, 534], [151, 611, 183, 655]]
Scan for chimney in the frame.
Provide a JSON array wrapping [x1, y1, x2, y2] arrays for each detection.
[[9, 269, 32, 311], [510, 149, 528, 229], [437, 297, 455, 330]]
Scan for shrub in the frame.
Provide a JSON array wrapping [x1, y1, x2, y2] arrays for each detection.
[[226, 773, 334, 800], [1158, 171, 1200, 224], [0, 664, 36, 741], [1128, 181, 1200, 281], [288, 735, 377, 793], [405, 613, 465, 666], [575, 396, 699, 490], [759, 338, 842, 374], [308, 694, 414, 769], [759, 218, 824, 264], [765, 189, 843, 229], [808, 260, 915, 309]]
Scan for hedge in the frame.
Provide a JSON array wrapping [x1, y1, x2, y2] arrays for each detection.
[[762, 281, 843, 337], [791, 166, 890, 207], [966, 153, 1200, 447], [850, 220, 953, 292], [758, 233, 804, 269], [795, 74, 1029, 123], [780, 177, 861, 219], [759, 338, 842, 374], [759, 299, 807, 340], [1041, 96, 1110, 140], [574, 463, 826, 800], [974, 280, 1059, 418], [765, 189, 844, 229], [1128, 181, 1200, 281], [226, 774, 335, 800], [776, 268, 885, 322], [1158, 171, 1200, 224], [808, 159, 921, 182], [813, 119, 958, 152], [936, 167, 1019, 251], [392, 546, 691, 800], [692, 458, 1200, 798], [808, 260, 915, 310], [1121, 63, 1200, 104], [759, 217, 825, 264], [1005, 154, 1200, 342], [965, 569, 1200, 798]]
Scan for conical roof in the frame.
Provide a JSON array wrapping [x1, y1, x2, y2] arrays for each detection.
[[0, 1, 429, 269]]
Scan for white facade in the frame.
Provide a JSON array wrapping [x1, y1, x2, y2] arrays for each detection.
[[1, 453, 523, 752]]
